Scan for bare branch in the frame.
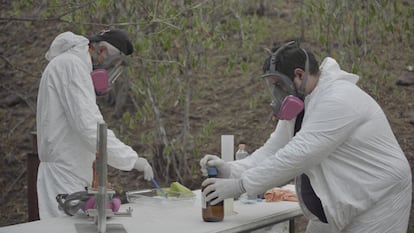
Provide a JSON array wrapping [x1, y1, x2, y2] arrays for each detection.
[[0, 55, 37, 78], [1, 166, 26, 201], [133, 56, 184, 67], [1, 85, 36, 114], [0, 2, 93, 23]]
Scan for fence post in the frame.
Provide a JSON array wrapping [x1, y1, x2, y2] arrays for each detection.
[[27, 131, 39, 221]]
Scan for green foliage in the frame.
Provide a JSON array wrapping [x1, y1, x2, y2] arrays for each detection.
[[248, 94, 261, 110], [9, 0, 413, 182], [300, 0, 413, 93]]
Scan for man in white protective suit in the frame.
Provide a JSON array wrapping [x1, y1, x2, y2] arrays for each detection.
[[200, 41, 412, 233], [36, 30, 154, 219]]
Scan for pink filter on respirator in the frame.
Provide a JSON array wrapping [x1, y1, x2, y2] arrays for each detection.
[[83, 196, 121, 213], [278, 95, 304, 120], [111, 197, 121, 212], [91, 69, 109, 96]]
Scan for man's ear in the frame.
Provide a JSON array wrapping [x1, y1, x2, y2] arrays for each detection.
[[294, 68, 305, 80]]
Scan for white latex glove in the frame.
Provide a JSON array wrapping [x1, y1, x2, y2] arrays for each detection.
[[202, 178, 245, 205], [134, 157, 154, 181], [199, 154, 231, 178]]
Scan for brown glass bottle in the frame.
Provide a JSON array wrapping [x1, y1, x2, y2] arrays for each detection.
[[202, 167, 224, 222]]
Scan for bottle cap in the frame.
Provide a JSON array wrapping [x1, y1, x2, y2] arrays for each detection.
[[207, 167, 218, 176]]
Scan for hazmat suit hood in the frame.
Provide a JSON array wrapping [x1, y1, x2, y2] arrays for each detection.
[[318, 57, 359, 85], [303, 57, 360, 105], [45, 31, 92, 69]]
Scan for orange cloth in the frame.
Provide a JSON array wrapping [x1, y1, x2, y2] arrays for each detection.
[[264, 188, 298, 202]]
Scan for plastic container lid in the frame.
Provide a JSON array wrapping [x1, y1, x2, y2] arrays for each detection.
[[207, 167, 218, 176]]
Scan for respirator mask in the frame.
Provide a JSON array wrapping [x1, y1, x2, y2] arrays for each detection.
[[90, 44, 128, 96], [261, 41, 309, 120], [56, 191, 93, 216], [56, 191, 121, 216]]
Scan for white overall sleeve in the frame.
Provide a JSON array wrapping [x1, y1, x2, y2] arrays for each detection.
[[57, 56, 138, 171], [229, 119, 295, 178], [241, 91, 363, 194]]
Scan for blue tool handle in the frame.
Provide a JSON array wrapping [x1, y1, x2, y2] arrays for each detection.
[[151, 178, 167, 198]]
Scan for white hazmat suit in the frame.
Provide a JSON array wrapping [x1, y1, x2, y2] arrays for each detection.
[[36, 32, 151, 219], [228, 57, 412, 232]]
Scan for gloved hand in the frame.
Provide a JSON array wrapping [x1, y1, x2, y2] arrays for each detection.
[[134, 157, 154, 181], [199, 154, 231, 178], [202, 178, 245, 205]]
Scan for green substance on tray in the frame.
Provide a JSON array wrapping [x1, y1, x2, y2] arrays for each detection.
[[155, 182, 193, 197]]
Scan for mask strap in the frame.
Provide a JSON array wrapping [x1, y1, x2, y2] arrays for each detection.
[[269, 41, 296, 73], [297, 48, 309, 99], [108, 64, 124, 84], [94, 54, 127, 70]]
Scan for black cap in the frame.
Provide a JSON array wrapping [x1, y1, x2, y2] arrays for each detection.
[[87, 29, 133, 55]]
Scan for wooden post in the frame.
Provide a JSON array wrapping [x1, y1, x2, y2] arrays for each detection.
[[27, 131, 40, 221]]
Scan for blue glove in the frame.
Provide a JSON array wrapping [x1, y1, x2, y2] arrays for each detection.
[[202, 178, 245, 205]]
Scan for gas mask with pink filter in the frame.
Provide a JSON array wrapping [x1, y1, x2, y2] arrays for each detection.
[[90, 46, 127, 96], [261, 41, 309, 120]]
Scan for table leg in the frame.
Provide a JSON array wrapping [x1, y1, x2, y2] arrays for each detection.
[[289, 218, 295, 233]]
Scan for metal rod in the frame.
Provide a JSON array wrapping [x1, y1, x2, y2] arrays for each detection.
[[97, 121, 107, 233]]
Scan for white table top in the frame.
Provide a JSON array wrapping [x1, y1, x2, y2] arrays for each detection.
[[0, 190, 302, 233]]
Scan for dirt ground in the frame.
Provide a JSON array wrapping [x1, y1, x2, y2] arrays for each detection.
[[1, 2, 413, 233]]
